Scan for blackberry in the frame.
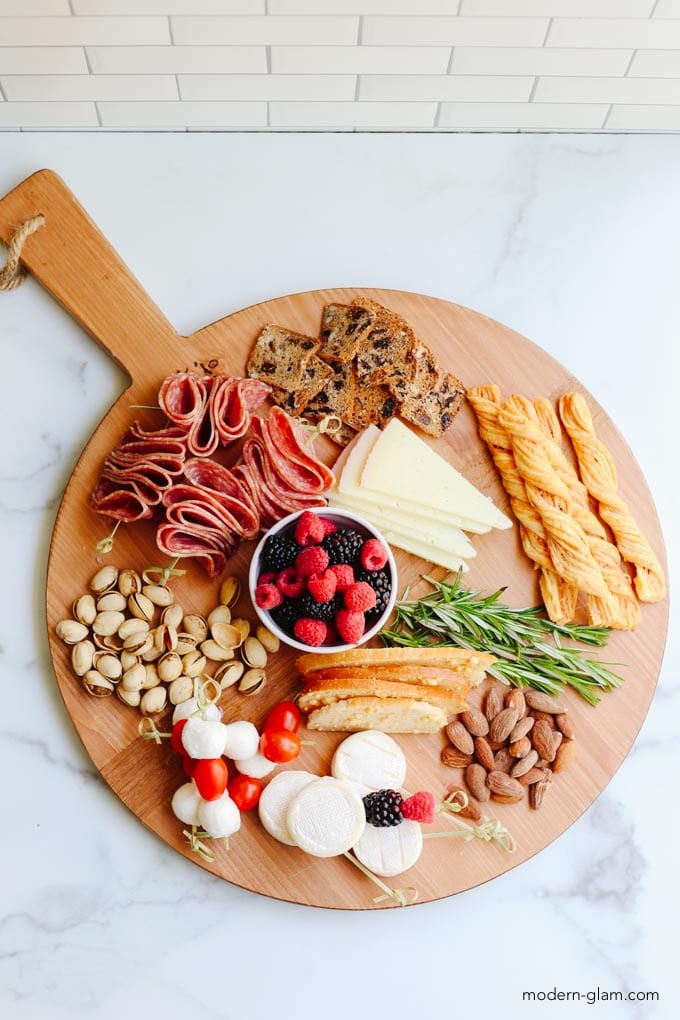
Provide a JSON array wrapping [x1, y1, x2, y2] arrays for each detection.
[[356, 568, 392, 616], [261, 534, 298, 573], [297, 592, 342, 623], [322, 528, 363, 567], [363, 789, 403, 827], [269, 599, 299, 635]]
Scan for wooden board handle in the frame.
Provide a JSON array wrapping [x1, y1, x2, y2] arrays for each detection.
[[0, 169, 181, 387]]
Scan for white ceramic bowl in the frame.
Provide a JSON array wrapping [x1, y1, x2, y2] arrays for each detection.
[[248, 507, 398, 653]]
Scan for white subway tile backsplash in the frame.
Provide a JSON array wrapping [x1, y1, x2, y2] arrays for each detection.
[[535, 76, 680, 104], [0, 47, 88, 74], [607, 104, 680, 128], [450, 47, 632, 76], [547, 18, 680, 49], [439, 101, 608, 128], [0, 100, 97, 126], [270, 100, 436, 127], [653, 1, 680, 15], [362, 16, 549, 47], [268, 1, 459, 11], [179, 73, 355, 100], [629, 50, 680, 76], [88, 46, 266, 74], [359, 74, 532, 102], [73, 1, 264, 12], [172, 16, 358, 46], [271, 45, 450, 74], [460, 0, 654, 15], [0, 17, 171, 46], [98, 100, 267, 126], [0, 1, 70, 13], [2, 74, 178, 101]]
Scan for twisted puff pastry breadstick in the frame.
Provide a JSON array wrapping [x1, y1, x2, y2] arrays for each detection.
[[533, 397, 640, 630], [558, 392, 666, 603], [467, 386, 578, 623], [498, 395, 609, 598]]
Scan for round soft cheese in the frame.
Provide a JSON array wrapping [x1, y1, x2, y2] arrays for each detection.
[[286, 777, 366, 858], [352, 819, 423, 878], [331, 731, 406, 796], [258, 770, 317, 846]]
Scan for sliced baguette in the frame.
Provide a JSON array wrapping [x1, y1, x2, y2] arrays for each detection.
[[297, 663, 486, 691], [299, 676, 468, 715], [306, 696, 446, 734], [296, 646, 495, 676]]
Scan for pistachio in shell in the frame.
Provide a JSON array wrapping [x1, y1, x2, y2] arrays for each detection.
[[96, 591, 127, 614], [182, 614, 208, 643], [128, 592, 155, 622], [71, 639, 95, 677], [157, 652, 183, 683], [121, 662, 146, 692], [182, 650, 207, 678], [92, 651, 122, 681], [142, 664, 161, 690], [82, 669, 114, 697], [256, 625, 280, 654], [214, 660, 245, 690], [168, 675, 194, 706], [211, 622, 242, 651], [161, 603, 184, 630], [142, 584, 174, 608], [200, 639, 235, 663], [242, 636, 267, 669], [231, 618, 251, 643], [72, 594, 96, 627], [89, 565, 118, 594], [120, 649, 140, 672], [56, 619, 90, 645], [118, 617, 149, 640], [92, 610, 125, 637], [117, 568, 141, 597], [116, 686, 141, 708], [140, 686, 167, 716], [238, 667, 266, 695], [207, 605, 231, 629], [123, 631, 154, 656], [219, 576, 241, 608], [175, 632, 198, 656]]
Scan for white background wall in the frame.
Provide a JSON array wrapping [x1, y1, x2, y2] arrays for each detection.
[[1, 0, 680, 131]]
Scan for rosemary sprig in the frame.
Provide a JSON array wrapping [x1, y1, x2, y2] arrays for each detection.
[[381, 574, 623, 706]]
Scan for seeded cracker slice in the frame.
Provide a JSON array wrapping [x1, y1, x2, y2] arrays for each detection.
[[318, 303, 376, 363], [343, 365, 398, 431], [268, 356, 333, 417], [302, 358, 355, 419], [400, 368, 466, 438], [247, 323, 320, 391], [353, 301, 417, 402]]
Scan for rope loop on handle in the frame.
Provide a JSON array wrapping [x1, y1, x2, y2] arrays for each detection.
[[0, 214, 45, 292]]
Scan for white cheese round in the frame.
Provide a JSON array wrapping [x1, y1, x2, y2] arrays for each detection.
[[331, 731, 406, 796], [286, 777, 366, 858], [353, 819, 423, 877], [258, 770, 317, 846]]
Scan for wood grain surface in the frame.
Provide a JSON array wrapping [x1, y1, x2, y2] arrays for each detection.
[[0, 170, 668, 910]]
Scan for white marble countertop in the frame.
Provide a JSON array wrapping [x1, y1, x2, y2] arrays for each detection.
[[0, 133, 678, 1020]]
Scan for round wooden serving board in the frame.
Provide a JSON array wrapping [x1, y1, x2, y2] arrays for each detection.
[[2, 171, 668, 910]]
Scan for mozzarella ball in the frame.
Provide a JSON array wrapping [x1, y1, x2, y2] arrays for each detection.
[[234, 750, 277, 779], [172, 698, 222, 725], [223, 721, 260, 761], [181, 717, 227, 760], [171, 782, 201, 826], [198, 793, 241, 839]]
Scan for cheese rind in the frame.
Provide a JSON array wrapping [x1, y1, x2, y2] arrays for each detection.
[[258, 770, 317, 846], [331, 730, 407, 797], [286, 777, 366, 858], [353, 819, 423, 877]]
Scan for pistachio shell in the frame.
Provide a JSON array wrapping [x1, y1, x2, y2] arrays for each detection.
[[117, 569, 141, 597], [157, 652, 183, 683], [231, 618, 251, 643], [92, 610, 125, 637], [219, 576, 241, 608], [120, 650, 139, 671], [98, 632, 124, 652], [118, 617, 149, 640], [200, 639, 235, 663], [72, 595, 96, 626], [142, 664, 161, 690], [96, 591, 127, 613], [256, 625, 280, 654], [182, 650, 207, 678], [152, 623, 178, 653], [175, 633, 198, 655], [128, 592, 155, 622], [161, 603, 184, 630], [168, 675, 194, 706], [238, 667, 265, 696], [214, 661, 244, 690], [92, 651, 122, 681], [242, 636, 267, 669], [123, 631, 153, 655], [142, 584, 174, 607], [182, 614, 208, 643], [116, 686, 141, 708], [71, 639, 95, 677], [56, 619, 89, 645], [140, 643, 162, 663], [211, 622, 242, 650], [140, 686, 167, 716], [207, 605, 231, 628], [89, 565, 118, 594], [82, 669, 114, 697], [121, 662, 146, 692]]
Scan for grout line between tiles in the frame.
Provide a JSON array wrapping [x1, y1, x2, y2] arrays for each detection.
[[446, 47, 455, 75], [168, 17, 175, 46], [265, 46, 271, 73], [0, 81, 6, 102], [542, 18, 553, 47], [354, 74, 360, 101], [358, 16, 364, 46], [94, 100, 102, 127], [649, 0, 661, 15], [624, 50, 638, 76], [434, 101, 442, 127], [527, 76, 539, 102], [601, 104, 613, 128]]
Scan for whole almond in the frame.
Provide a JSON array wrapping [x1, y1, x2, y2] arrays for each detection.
[[518, 767, 546, 786], [492, 794, 525, 805], [458, 796, 482, 822], [487, 771, 524, 803], [555, 712, 576, 740], [488, 739, 507, 751], [552, 731, 563, 753], [553, 738, 577, 774], [474, 736, 495, 771], [465, 763, 490, 803], [460, 708, 489, 737], [509, 736, 531, 759], [446, 721, 475, 756], [532, 718, 557, 762], [484, 686, 504, 722], [529, 770, 553, 810], [509, 716, 534, 742], [489, 706, 518, 743], [493, 748, 514, 774], [441, 746, 474, 768], [510, 749, 539, 778], [532, 710, 557, 729], [525, 690, 566, 714], [505, 688, 527, 719]]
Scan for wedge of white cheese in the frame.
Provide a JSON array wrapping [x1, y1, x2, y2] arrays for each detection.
[[353, 819, 423, 878], [258, 770, 317, 846], [331, 731, 406, 798], [286, 777, 366, 858]]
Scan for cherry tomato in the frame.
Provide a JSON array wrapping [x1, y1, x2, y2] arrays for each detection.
[[263, 700, 301, 734], [228, 774, 263, 812], [260, 728, 301, 764], [193, 757, 228, 801], [171, 719, 188, 756], [182, 755, 197, 778]]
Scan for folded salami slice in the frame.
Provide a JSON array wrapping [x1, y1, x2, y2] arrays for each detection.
[[156, 522, 229, 579], [160, 373, 271, 457], [252, 408, 335, 494], [211, 377, 271, 446]]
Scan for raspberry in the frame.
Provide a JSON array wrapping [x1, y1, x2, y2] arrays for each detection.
[[401, 791, 436, 825], [294, 618, 327, 647], [360, 538, 388, 571], [296, 545, 329, 579], [335, 609, 365, 645], [307, 569, 337, 603], [295, 510, 325, 547], [343, 582, 377, 613], [320, 517, 337, 536], [329, 563, 354, 593], [258, 570, 278, 586], [255, 583, 283, 610], [276, 566, 305, 599], [356, 568, 392, 617]]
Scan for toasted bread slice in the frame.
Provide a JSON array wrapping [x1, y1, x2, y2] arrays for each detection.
[[354, 306, 417, 402], [318, 303, 376, 363], [297, 664, 485, 691], [269, 355, 333, 417], [296, 646, 495, 676], [247, 324, 319, 392], [306, 696, 447, 734], [299, 676, 468, 715], [301, 357, 356, 423], [343, 365, 398, 431], [400, 367, 466, 438]]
